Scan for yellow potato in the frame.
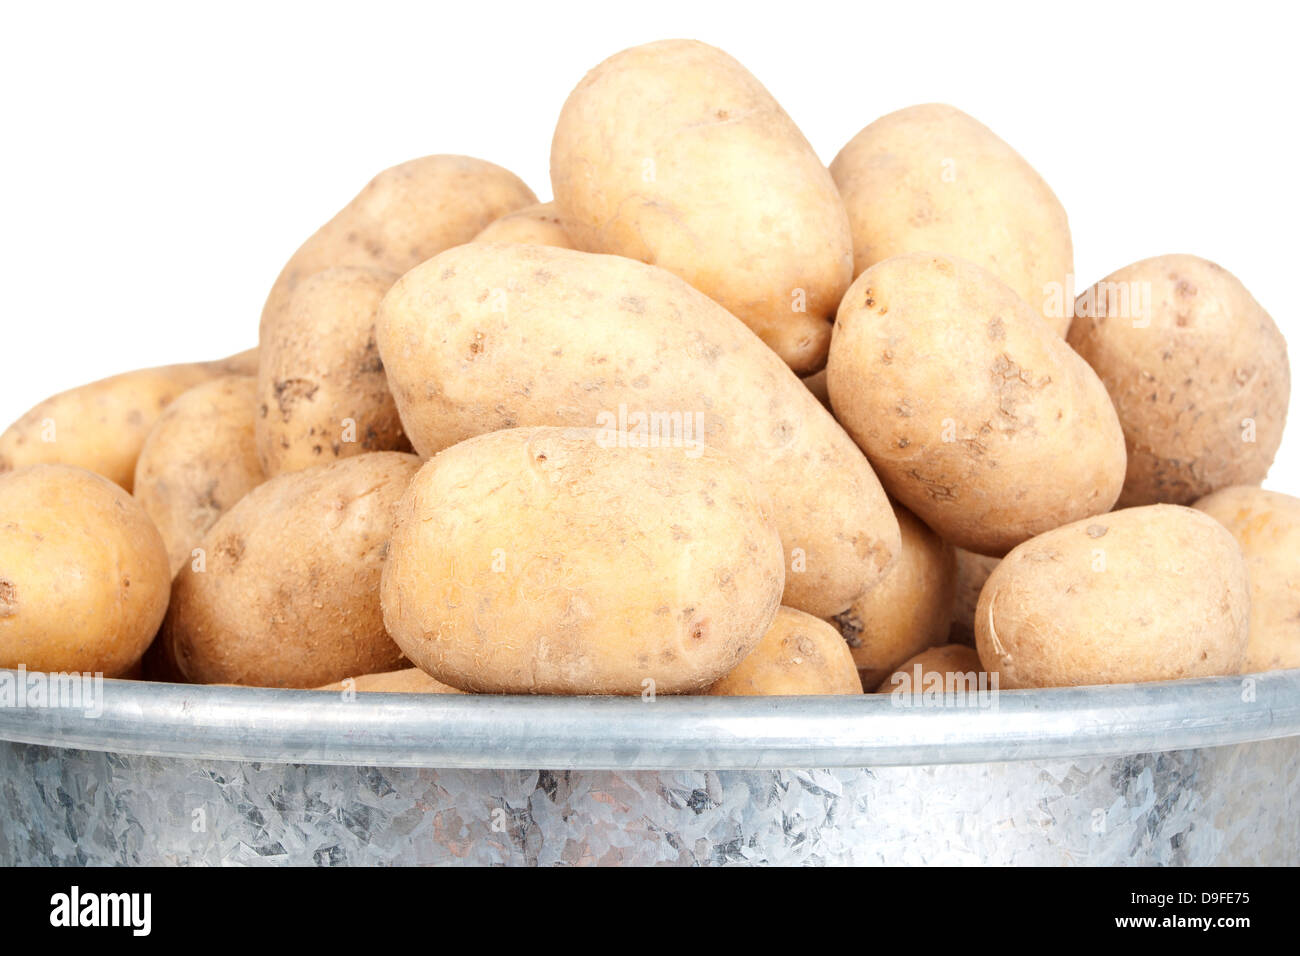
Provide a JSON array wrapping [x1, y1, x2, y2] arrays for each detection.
[[1193, 485, 1300, 672], [0, 465, 169, 675], [0, 350, 258, 492], [948, 548, 999, 646], [830, 104, 1073, 335], [158, 452, 419, 688], [975, 505, 1250, 688], [831, 504, 956, 690], [707, 607, 860, 696], [828, 253, 1126, 555], [376, 242, 899, 618], [381, 427, 785, 695], [133, 375, 265, 576], [257, 266, 411, 476], [874, 644, 985, 694], [551, 39, 853, 373], [316, 668, 463, 694], [260, 155, 537, 331], [471, 201, 574, 249], [1068, 254, 1290, 506]]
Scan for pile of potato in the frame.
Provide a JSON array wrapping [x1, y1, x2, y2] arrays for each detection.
[[0, 39, 1294, 699]]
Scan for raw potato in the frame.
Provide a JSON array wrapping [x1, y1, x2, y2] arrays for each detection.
[[874, 644, 985, 694], [830, 104, 1074, 336], [376, 242, 899, 618], [260, 155, 537, 331], [133, 375, 265, 575], [551, 39, 853, 373], [831, 504, 956, 690], [381, 427, 785, 695], [1068, 255, 1290, 507], [0, 350, 258, 492], [707, 607, 860, 696], [317, 668, 463, 694], [828, 253, 1126, 555], [257, 266, 411, 476], [472, 201, 575, 249], [1193, 485, 1300, 672], [975, 505, 1250, 688], [158, 452, 419, 688], [949, 548, 999, 646], [0, 465, 170, 675]]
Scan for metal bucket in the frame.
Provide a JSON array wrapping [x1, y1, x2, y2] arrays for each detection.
[[2, 670, 1298, 865]]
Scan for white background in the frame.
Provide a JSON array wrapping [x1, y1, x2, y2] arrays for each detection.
[[1, 0, 1296, 492]]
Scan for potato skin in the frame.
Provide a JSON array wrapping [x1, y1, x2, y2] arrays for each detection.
[[975, 505, 1250, 688], [830, 104, 1073, 336], [874, 644, 984, 694], [471, 202, 575, 249], [133, 376, 264, 576], [1068, 255, 1290, 507], [316, 668, 462, 694], [260, 155, 537, 331], [376, 242, 899, 618], [257, 266, 411, 476], [159, 452, 419, 688], [0, 465, 170, 675], [831, 504, 956, 690], [551, 39, 853, 373], [948, 548, 999, 646], [0, 350, 259, 492], [381, 428, 785, 695], [1193, 486, 1300, 672], [708, 607, 860, 696], [828, 253, 1126, 555]]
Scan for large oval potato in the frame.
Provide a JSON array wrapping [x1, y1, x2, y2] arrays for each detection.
[[133, 375, 265, 575], [830, 104, 1073, 336], [0, 350, 257, 492], [381, 427, 785, 695], [158, 452, 419, 687], [1068, 254, 1290, 506], [831, 503, 956, 690], [827, 253, 1126, 555], [257, 266, 411, 476], [975, 505, 1250, 688], [376, 242, 899, 618], [1194, 485, 1300, 672], [471, 201, 575, 249], [0, 465, 170, 675], [708, 607, 860, 696], [551, 39, 853, 373], [260, 155, 537, 331]]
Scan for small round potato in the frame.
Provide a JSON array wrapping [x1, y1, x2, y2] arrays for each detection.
[[133, 375, 265, 575], [975, 505, 1250, 688], [1193, 485, 1300, 672], [0, 465, 170, 675], [831, 504, 956, 690], [708, 607, 861, 696], [316, 668, 463, 694], [1068, 254, 1290, 507], [381, 427, 786, 695], [874, 644, 985, 694], [471, 202, 575, 249]]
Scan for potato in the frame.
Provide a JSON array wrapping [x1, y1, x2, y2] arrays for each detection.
[[316, 668, 463, 694], [551, 39, 853, 373], [471, 201, 575, 249], [1068, 255, 1290, 507], [0, 350, 258, 492], [0, 465, 169, 675], [874, 644, 985, 694], [948, 548, 999, 646], [975, 505, 1250, 688], [133, 375, 265, 576], [828, 253, 1126, 555], [257, 266, 411, 476], [830, 104, 1073, 336], [260, 155, 537, 331], [707, 607, 860, 696], [158, 452, 419, 687], [381, 427, 785, 695], [376, 242, 899, 618], [831, 504, 956, 690], [1193, 485, 1300, 672]]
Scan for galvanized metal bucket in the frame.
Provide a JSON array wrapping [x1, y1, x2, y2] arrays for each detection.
[[2, 670, 1297, 864]]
